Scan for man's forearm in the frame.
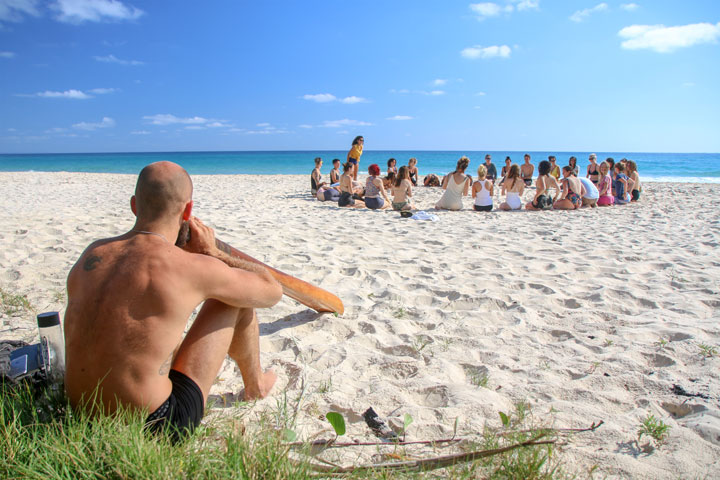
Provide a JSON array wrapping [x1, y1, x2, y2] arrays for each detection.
[[210, 245, 273, 277]]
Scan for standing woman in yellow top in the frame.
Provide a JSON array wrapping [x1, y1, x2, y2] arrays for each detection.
[[347, 136, 364, 181]]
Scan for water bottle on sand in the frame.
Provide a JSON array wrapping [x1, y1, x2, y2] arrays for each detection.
[[37, 312, 66, 385]]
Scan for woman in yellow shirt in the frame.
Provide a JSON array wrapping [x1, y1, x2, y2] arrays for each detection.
[[548, 155, 561, 180], [347, 136, 364, 180]]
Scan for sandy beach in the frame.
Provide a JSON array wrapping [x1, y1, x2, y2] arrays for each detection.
[[1, 171, 718, 478]]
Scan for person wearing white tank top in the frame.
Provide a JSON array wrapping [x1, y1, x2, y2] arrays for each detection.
[[472, 164, 494, 211]]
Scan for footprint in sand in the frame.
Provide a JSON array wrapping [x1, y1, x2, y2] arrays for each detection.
[[414, 385, 450, 408], [529, 283, 556, 295], [642, 353, 676, 368]]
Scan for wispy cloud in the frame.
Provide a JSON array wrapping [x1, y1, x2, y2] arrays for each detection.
[[19, 87, 117, 99], [52, 0, 144, 24], [130, 130, 150, 135], [427, 90, 446, 95], [432, 78, 447, 86], [35, 89, 92, 99], [143, 114, 208, 125], [302, 93, 368, 104], [94, 54, 143, 66], [387, 115, 413, 121], [469, 1, 539, 20], [340, 96, 367, 104], [320, 119, 372, 128], [88, 87, 117, 94], [0, 51, 16, 58], [73, 116, 115, 130], [461, 45, 511, 59], [620, 3, 639, 11], [619, 22, 720, 53], [475, 91, 487, 96], [570, 3, 608, 23], [0, 0, 40, 23]]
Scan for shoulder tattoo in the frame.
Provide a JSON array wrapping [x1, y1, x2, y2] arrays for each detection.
[[83, 255, 102, 271]]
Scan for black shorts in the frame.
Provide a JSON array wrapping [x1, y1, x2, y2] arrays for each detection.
[[523, 178, 532, 186], [145, 369, 204, 443], [338, 191, 355, 207], [631, 189, 640, 201], [532, 194, 553, 210], [473, 204, 492, 212]]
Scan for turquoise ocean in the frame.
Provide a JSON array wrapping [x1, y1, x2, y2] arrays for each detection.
[[1, 151, 719, 183]]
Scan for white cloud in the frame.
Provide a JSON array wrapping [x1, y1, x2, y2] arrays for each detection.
[[302, 93, 336, 103], [0, 51, 16, 58], [475, 91, 487, 96], [620, 3, 639, 11], [390, 88, 411, 94], [515, 0, 539, 11], [469, 1, 538, 20], [0, 0, 40, 23], [94, 54, 143, 66], [619, 22, 720, 53], [320, 119, 372, 128], [52, 0, 144, 24], [206, 121, 229, 128], [461, 44, 511, 59], [73, 116, 115, 130], [36, 89, 91, 99], [570, 3, 608, 23], [432, 78, 447, 86], [130, 130, 150, 135], [339, 96, 368, 104], [143, 114, 208, 125], [256, 122, 270, 127], [298, 124, 313, 129], [470, 3, 507, 18], [387, 115, 413, 121], [184, 126, 205, 130], [428, 90, 446, 95], [88, 87, 116, 94], [302, 93, 367, 104], [45, 127, 68, 133]]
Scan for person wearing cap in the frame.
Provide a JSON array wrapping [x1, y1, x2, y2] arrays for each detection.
[[483, 154, 497, 184]]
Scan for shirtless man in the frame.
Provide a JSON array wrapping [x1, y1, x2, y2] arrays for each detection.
[[520, 154, 534, 187], [64, 161, 282, 440]]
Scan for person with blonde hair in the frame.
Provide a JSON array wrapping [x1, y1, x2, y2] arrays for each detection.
[[472, 164, 494, 211], [626, 160, 641, 201], [499, 164, 525, 210], [435, 156, 471, 210]]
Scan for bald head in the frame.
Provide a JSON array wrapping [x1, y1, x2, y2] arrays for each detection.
[[134, 162, 193, 222]]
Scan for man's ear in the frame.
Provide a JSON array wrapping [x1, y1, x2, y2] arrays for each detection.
[[182, 201, 193, 221], [131, 196, 137, 216]]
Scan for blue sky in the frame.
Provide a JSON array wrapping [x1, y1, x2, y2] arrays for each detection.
[[1, 0, 719, 153]]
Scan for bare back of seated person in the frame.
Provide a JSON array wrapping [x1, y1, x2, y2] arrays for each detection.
[[64, 161, 282, 433]]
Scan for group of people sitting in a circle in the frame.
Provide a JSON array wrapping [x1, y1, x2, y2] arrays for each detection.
[[310, 139, 641, 212]]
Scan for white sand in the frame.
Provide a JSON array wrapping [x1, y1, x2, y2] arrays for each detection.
[[1, 172, 719, 478]]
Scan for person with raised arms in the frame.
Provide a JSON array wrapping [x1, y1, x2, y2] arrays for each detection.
[[64, 161, 282, 442]]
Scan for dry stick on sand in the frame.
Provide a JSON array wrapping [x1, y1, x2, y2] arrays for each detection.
[[300, 434, 554, 474], [285, 420, 604, 449]]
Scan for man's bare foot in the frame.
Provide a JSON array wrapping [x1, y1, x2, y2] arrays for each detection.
[[243, 370, 277, 400]]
